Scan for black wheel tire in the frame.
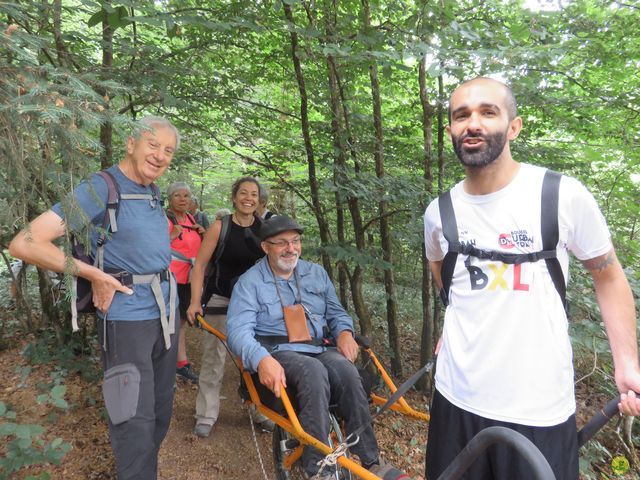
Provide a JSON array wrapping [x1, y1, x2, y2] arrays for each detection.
[[272, 425, 307, 480]]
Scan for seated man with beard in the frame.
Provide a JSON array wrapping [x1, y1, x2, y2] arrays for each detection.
[[226, 215, 407, 480]]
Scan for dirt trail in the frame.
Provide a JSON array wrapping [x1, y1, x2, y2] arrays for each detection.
[[159, 326, 427, 479], [158, 326, 275, 480], [1, 325, 427, 479]]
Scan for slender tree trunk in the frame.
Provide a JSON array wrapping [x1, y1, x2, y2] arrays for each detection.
[[362, 0, 401, 375], [417, 52, 435, 390], [99, 1, 114, 169], [1, 251, 34, 332], [323, 1, 371, 336], [336, 199, 349, 308], [434, 72, 446, 344], [324, 31, 349, 306], [333, 61, 365, 311], [283, 3, 333, 279], [37, 267, 65, 343]]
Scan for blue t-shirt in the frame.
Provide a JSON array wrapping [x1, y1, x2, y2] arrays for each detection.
[[52, 165, 172, 321]]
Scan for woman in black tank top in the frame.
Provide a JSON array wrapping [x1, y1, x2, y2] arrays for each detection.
[[186, 176, 269, 437]]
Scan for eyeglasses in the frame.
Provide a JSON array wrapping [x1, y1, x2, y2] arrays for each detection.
[[265, 236, 302, 248]]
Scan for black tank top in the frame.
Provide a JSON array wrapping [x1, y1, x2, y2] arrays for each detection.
[[213, 218, 264, 298]]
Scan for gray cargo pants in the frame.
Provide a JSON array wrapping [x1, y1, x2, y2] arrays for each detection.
[[98, 317, 179, 480]]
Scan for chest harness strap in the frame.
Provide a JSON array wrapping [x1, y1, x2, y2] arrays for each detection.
[[438, 169, 567, 313]]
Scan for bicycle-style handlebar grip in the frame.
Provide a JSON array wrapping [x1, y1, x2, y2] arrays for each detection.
[[576, 393, 637, 447]]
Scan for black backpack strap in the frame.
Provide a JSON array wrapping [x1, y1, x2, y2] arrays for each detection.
[[96, 170, 120, 233], [438, 190, 458, 306], [94, 171, 120, 270], [541, 169, 568, 313], [213, 214, 232, 264], [150, 182, 161, 207], [166, 209, 178, 225], [202, 214, 232, 305]]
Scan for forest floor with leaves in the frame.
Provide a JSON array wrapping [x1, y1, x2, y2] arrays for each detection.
[[1, 308, 638, 479], [1, 323, 430, 480]]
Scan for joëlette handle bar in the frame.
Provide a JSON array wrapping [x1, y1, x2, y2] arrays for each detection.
[[577, 394, 629, 448], [437, 426, 555, 480], [438, 394, 635, 480]]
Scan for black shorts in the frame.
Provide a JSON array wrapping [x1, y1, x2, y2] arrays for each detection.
[[177, 283, 191, 320], [425, 389, 578, 480]]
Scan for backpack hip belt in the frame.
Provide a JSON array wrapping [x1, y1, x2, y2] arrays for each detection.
[[73, 269, 177, 350]]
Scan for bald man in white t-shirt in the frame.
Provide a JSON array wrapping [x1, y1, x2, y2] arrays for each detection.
[[424, 77, 640, 480]]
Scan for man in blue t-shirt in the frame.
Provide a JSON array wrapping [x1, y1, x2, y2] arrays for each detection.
[[10, 116, 181, 480]]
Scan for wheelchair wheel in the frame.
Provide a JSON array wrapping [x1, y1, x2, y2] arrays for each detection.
[[272, 424, 306, 480], [272, 413, 353, 480]]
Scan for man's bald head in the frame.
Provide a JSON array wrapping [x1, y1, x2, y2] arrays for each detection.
[[448, 77, 518, 123]]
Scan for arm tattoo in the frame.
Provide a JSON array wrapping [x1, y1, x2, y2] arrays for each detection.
[[582, 250, 615, 273]]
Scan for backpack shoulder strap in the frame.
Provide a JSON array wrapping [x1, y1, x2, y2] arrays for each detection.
[[213, 214, 232, 264], [438, 190, 458, 306], [166, 209, 178, 225], [85, 170, 121, 274], [437, 171, 567, 312], [540, 169, 567, 313], [150, 182, 161, 201], [95, 170, 120, 233]]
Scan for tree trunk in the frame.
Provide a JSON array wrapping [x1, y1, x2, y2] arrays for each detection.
[[1, 251, 34, 333], [434, 71, 445, 343], [283, 3, 333, 279], [323, 1, 371, 336], [325, 33, 349, 306], [99, 0, 114, 170], [417, 52, 436, 391], [362, 0, 401, 375]]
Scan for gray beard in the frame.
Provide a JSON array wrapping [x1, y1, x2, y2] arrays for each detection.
[[452, 130, 508, 168], [276, 255, 299, 273]]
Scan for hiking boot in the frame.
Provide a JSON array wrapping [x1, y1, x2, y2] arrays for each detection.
[[249, 404, 275, 432], [368, 462, 411, 479], [176, 363, 199, 384], [307, 472, 334, 480], [257, 417, 275, 432], [194, 422, 213, 438]]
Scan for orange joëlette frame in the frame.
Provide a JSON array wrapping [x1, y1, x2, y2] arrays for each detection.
[[195, 314, 429, 480]]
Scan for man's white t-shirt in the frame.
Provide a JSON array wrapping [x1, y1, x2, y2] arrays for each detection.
[[424, 163, 611, 426]]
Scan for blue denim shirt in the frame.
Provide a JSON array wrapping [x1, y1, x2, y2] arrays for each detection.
[[227, 257, 354, 372]]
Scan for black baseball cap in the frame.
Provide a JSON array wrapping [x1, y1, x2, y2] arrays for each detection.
[[260, 215, 304, 241]]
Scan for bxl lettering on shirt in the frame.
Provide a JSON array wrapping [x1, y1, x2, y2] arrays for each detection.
[[465, 256, 530, 292]]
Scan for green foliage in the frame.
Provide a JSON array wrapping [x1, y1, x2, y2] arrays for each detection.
[[22, 329, 101, 384], [2, 0, 639, 473], [0, 402, 71, 479]]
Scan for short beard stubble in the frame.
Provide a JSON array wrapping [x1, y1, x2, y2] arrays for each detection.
[[452, 129, 508, 168]]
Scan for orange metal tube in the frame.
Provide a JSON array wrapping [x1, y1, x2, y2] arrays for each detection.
[[195, 314, 424, 479], [365, 348, 431, 421]]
